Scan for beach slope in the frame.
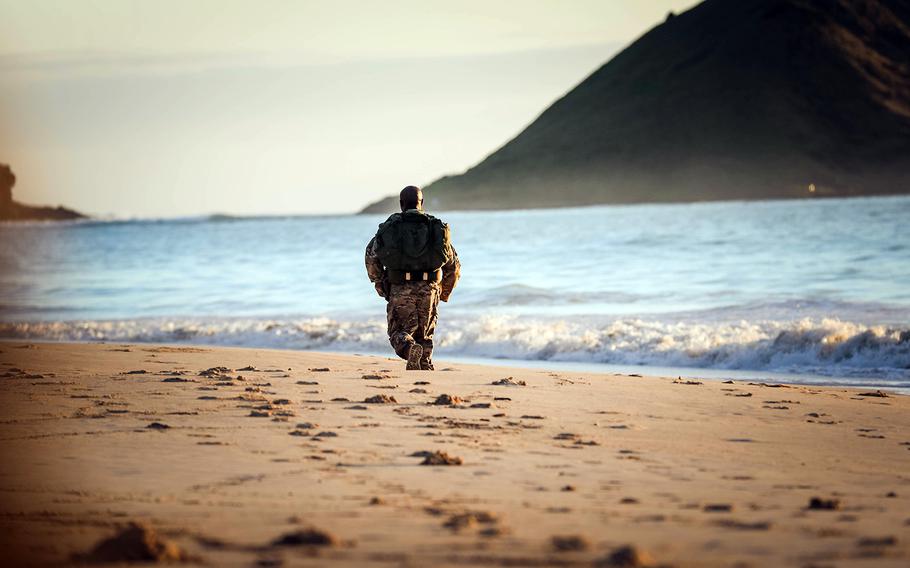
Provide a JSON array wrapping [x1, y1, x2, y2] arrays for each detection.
[[1, 341, 908, 566]]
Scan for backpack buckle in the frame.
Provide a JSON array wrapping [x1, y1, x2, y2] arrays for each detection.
[[405, 272, 411, 281], [422, 272, 428, 281]]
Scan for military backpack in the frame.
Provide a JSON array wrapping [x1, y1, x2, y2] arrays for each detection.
[[374, 210, 451, 272]]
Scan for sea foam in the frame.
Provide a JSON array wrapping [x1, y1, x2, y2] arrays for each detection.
[[2, 315, 907, 382]]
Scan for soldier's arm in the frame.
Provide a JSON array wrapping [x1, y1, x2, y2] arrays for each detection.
[[439, 246, 461, 302], [364, 237, 387, 298]]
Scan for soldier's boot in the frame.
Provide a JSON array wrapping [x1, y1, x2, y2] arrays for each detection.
[[420, 358, 434, 371], [406, 343, 424, 371]]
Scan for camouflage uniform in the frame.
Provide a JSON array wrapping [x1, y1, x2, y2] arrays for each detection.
[[365, 233, 460, 370]]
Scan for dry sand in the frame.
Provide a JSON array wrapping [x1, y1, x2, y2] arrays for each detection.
[[0, 341, 908, 567]]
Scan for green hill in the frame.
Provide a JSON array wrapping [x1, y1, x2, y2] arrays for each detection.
[[361, 0, 910, 213]]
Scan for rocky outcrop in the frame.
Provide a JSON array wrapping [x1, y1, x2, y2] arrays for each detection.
[[0, 164, 86, 221]]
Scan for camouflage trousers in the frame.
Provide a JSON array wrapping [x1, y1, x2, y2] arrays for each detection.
[[386, 281, 440, 366]]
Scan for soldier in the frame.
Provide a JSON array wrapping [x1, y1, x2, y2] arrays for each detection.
[[365, 186, 460, 370]]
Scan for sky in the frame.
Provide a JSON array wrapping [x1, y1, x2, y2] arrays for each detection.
[[0, 0, 698, 217]]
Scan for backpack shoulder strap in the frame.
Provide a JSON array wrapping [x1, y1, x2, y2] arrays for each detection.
[[376, 213, 401, 237], [378, 213, 401, 229]]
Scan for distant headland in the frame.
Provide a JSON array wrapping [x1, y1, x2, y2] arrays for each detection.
[[0, 164, 86, 221], [361, 0, 910, 214]]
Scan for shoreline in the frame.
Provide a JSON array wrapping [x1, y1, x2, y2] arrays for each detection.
[[1, 336, 907, 395], [1, 341, 909, 566]]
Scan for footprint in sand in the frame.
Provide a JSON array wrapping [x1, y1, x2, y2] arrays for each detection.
[[856, 536, 897, 548], [418, 451, 462, 465], [362, 373, 391, 380], [491, 377, 526, 386], [714, 520, 771, 530], [554, 432, 580, 442], [199, 367, 231, 378], [673, 378, 702, 385], [364, 394, 397, 404], [551, 535, 589, 552], [442, 511, 499, 532], [74, 522, 194, 563], [857, 390, 889, 398], [271, 528, 337, 547], [432, 394, 462, 406], [807, 497, 840, 510], [595, 545, 654, 567]]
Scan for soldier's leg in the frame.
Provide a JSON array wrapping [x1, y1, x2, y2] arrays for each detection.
[[415, 284, 441, 370], [386, 285, 421, 360]]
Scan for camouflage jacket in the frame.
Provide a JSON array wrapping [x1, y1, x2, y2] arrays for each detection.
[[365, 233, 461, 302]]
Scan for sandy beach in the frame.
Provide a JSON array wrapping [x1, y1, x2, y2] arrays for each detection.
[[0, 340, 908, 567]]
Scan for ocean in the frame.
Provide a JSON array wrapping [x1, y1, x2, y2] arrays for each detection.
[[2, 196, 909, 389]]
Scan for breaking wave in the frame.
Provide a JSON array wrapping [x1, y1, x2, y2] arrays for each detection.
[[2, 315, 908, 383]]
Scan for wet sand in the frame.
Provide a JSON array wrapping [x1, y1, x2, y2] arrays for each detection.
[[0, 341, 908, 567]]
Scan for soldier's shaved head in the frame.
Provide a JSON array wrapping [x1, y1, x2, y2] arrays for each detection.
[[400, 186, 423, 211]]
